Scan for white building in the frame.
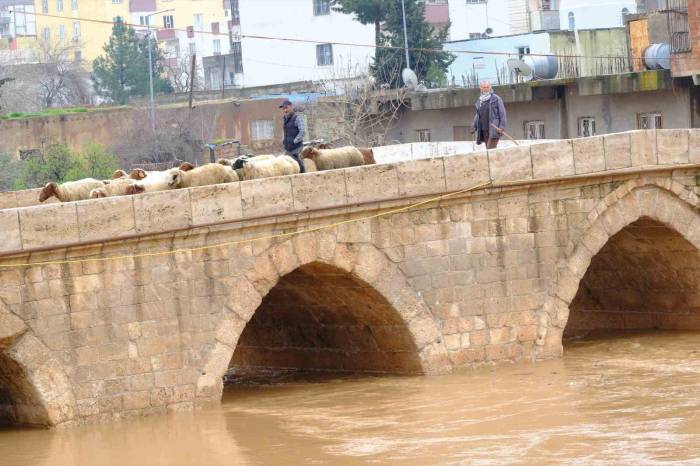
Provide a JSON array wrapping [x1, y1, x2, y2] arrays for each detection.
[[446, 0, 627, 41], [204, 0, 375, 89]]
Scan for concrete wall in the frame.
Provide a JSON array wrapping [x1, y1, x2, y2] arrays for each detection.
[[0, 130, 697, 427], [393, 81, 694, 142]]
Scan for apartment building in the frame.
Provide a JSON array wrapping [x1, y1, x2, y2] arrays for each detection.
[[202, 0, 375, 89]]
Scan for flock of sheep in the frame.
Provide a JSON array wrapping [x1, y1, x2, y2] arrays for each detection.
[[38, 145, 376, 203]]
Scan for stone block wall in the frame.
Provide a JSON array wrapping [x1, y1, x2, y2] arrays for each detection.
[[0, 129, 697, 426]]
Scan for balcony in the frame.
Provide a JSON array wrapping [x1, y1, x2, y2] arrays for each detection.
[[156, 28, 176, 40], [529, 9, 560, 31]]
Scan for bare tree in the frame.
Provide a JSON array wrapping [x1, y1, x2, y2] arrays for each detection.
[[32, 39, 90, 108], [311, 60, 407, 147], [163, 52, 203, 94]]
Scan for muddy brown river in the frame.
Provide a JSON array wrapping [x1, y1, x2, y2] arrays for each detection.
[[2, 331, 700, 465]]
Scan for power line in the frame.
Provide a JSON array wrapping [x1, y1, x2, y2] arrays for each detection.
[[14, 10, 665, 63]]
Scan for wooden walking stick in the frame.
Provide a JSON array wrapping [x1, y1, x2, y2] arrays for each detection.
[[491, 123, 520, 146]]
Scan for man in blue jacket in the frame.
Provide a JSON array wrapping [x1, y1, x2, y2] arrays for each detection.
[[280, 99, 306, 173], [471, 81, 507, 149]]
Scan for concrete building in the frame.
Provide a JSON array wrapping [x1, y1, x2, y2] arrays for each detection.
[[388, 70, 699, 143], [0, 0, 36, 61], [202, 0, 374, 89]]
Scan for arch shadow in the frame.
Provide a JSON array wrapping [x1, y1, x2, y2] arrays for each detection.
[[196, 237, 450, 402], [0, 307, 76, 426], [539, 180, 700, 356]]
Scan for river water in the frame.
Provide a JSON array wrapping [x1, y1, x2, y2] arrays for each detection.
[[2, 330, 700, 465]]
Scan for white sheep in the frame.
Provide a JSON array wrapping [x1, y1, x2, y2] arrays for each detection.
[[90, 178, 143, 198], [168, 163, 239, 189], [232, 154, 300, 180], [129, 167, 182, 193], [218, 154, 275, 166], [39, 178, 106, 203], [301, 146, 365, 171]]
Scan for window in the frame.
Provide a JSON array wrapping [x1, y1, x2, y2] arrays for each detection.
[[313, 0, 330, 16], [426, 0, 448, 3], [251, 119, 275, 141], [224, 9, 229, 17], [71, 0, 77, 10], [213, 39, 221, 54], [466, 0, 487, 3], [72, 21, 80, 41], [638, 112, 663, 129], [111, 0, 121, 4], [517, 46, 530, 59], [210, 72, 220, 89], [163, 15, 174, 28], [578, 117, 596, 137], [13, 6, 36, 36], [59, 24, 65, 40], [56, 0, 63, 12], [316, 43, 333, 66], [568, 12, 575, 31], [41, 0, 48, 14], [416, 129, 432, 142], [524, 121, 545, 139], [74, 50, 81, 62], [231, 40, 243, 73], [194, 13, 203, 29], [139, 16, 149, 26], [42, 27, 50, 41], [189, 42, 196, 54]]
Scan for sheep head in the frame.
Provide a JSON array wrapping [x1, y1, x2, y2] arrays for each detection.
[[90, 188, 108, 199], [217, 158, 232, 166], [168, 170, 184, 188], [129, 169, 147, 180], [179, 162, 196, 172], [112, 169, 128, 179], [301, 147, 319, 161], [127, 184, 145, 195], [38, 182, 58, 202], [232, 156, 250, 170]]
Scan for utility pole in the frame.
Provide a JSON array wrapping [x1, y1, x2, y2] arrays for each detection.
[[401, 0, 410, 68], [145, 9, 174, 133], [188, 53, 196, 110]]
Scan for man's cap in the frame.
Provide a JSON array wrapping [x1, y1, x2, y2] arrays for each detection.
[[279, 99, 293, 108]]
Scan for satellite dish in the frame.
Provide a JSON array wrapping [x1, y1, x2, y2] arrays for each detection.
[[402, 68, 419, 89], [485, 27, 493, 35], [507, 58, 533, 80]]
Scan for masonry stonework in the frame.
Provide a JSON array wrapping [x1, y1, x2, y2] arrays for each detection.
[[0, 129, 698, 426]]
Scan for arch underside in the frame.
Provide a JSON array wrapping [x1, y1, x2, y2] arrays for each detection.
[[0, 352, 49, 426], [565, 217, 700, 338], [228, 262, 424, 381]]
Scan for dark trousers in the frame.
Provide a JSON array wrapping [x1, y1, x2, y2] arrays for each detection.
[[285, 146, 306, 173], [481, 131, 499, 149]]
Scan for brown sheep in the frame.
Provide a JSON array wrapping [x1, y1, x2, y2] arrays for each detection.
[[358, 148, 376, 165]]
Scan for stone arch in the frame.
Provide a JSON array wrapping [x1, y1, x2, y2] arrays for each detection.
[[0, 306, 76, 426], [538, 179, 700, 357], [195, 232, 450, 402]]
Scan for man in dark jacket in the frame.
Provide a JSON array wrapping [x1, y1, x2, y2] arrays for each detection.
[[280, 99, 306, 173], [471, 81, 507, 149]]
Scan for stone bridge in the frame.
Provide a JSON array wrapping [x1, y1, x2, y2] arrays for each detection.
[[0, 129, 698, 426]]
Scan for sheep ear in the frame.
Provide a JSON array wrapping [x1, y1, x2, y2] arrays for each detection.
[[217, 159, 231, 166], [112, 170, 127, 179], [179, 162, 195, 171], [38, 182, 57, 202]]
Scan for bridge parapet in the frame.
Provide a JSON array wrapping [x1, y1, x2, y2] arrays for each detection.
[[0, 129, 695, 257]]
